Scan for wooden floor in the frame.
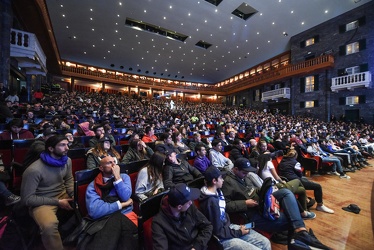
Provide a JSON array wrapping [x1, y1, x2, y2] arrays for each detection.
[[272, 159, 374, 250]]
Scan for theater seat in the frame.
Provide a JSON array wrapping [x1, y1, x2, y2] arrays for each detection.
[[74, 168, 100, 217]]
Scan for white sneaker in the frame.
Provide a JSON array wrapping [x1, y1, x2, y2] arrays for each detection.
[[316, 205, 334, 214], [340, 175, 351, 179], [332, 171, 340, 176], [326, 171, 332, 175]]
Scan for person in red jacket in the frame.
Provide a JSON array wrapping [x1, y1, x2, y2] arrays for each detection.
[[0, 118, 34, 140]]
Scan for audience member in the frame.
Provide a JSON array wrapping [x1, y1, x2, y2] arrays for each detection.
[[121, 138, 154, 164], [21, 135, 74, 250], [85, 156, 138, 250], [152, 183, 213, 250], [135, 152, 165, 201], [194, 144, 211, 174], [86, 135, 121, 169], [163, 150, 203, 190], [0, 118, 34, 140], [209, 139, 234, 170], [199, 166, 271, 250]]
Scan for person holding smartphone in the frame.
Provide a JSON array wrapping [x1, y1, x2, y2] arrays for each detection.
[[199, 166, 271, 250]]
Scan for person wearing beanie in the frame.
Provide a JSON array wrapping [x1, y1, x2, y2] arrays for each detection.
[[21, 135, 74, 250], [152, 183, 213, 250], [199, 166, 271, 249]]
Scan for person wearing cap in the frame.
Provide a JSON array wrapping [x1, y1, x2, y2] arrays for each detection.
[[0, 118, 34, 140], [193, 144, 211, 174], [21, 135, 74, 250], [221, 158, 331, 250], [84, 155, 138, 249], [89, 124, 115, 148], [278, 150, 334, 214], [152, 183, 213, 250], [199, 166, 271, 250], [86, 134, 121, 169], [163, 150, 203, 190], [209, 139, 234, 170], [121, 138, 154, 164]]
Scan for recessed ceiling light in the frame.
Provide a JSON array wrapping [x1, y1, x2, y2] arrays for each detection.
[[291, 10, 294, 14], [116, 23, 118, 25], [73, 36, 76, 39], [119, 2, 122, 6], [188, 13, 191, 16], [103, 57, 106, 59], [219, 26, 222, 29], [117, 14, 120, 17], [119, 38, 122, 40], [108, 50, 110, 53], [60, 5, 63, 7], [92, 28, 95, 31], [257, 32, 260, 35], [92, 45, 95, 47], [272, 22, 275, 25], [62, 14, 65, 17], [260, 13, 263, 16], [170, 5, 172, 9], [113, 44, 115, 46], [230, 16, 233, 19], [144, 10, 147, 13], [84, 52, 86, 54], [257, 47, 259, 49], [233, 33, 236, 35], [102, 38, 104, 41], [90, 9, 93, 11], [163, 17, 166, 20], [301, 22, 305, 25], [268, 40, 270, 43], [325, 10, 328, 13], [215, 9, 218, 12], [90, 17, 93, 20], [66, 26, 69, 29]]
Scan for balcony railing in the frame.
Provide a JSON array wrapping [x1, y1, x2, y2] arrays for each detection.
[[331, 71, 371, 92], [10, 28, 47, 75], [261, 87, 290, 102]]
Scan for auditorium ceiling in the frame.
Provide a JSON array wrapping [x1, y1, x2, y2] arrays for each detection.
[[45, 0, 372, 84]]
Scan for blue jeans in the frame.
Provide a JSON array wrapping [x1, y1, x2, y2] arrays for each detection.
[[250, 189, 305, 233], [0, 181, 12, 199], [222, 225, 271, 250], [322, 156, 343, 174]]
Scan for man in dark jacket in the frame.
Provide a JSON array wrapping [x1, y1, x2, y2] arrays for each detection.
[[163, 150, 203, 189], [199, 166, 271, 249], [152, 183, 213, 250], [221, 158, 331, 250]]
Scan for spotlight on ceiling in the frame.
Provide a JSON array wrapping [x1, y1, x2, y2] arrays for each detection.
[[137, 69, 141, 72], [120, 66, 124, 69], [129, 67, 133, 71], [110, 64, 115, 67]]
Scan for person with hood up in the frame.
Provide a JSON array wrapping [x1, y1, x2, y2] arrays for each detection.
[[0, 118, 34, 140], [199, 166, 271, 250], [73, 121, 95, 137]]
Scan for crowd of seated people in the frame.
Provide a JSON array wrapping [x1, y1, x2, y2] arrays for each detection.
[[0, 89, 374, 249]]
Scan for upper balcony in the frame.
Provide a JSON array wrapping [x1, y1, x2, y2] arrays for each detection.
[[262, 87, 290, 102], [10, 28, 47, 76], [331, 71, 371, 92]]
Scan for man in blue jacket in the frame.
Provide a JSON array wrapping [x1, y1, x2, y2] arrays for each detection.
[[85, 155, 138, 250]]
